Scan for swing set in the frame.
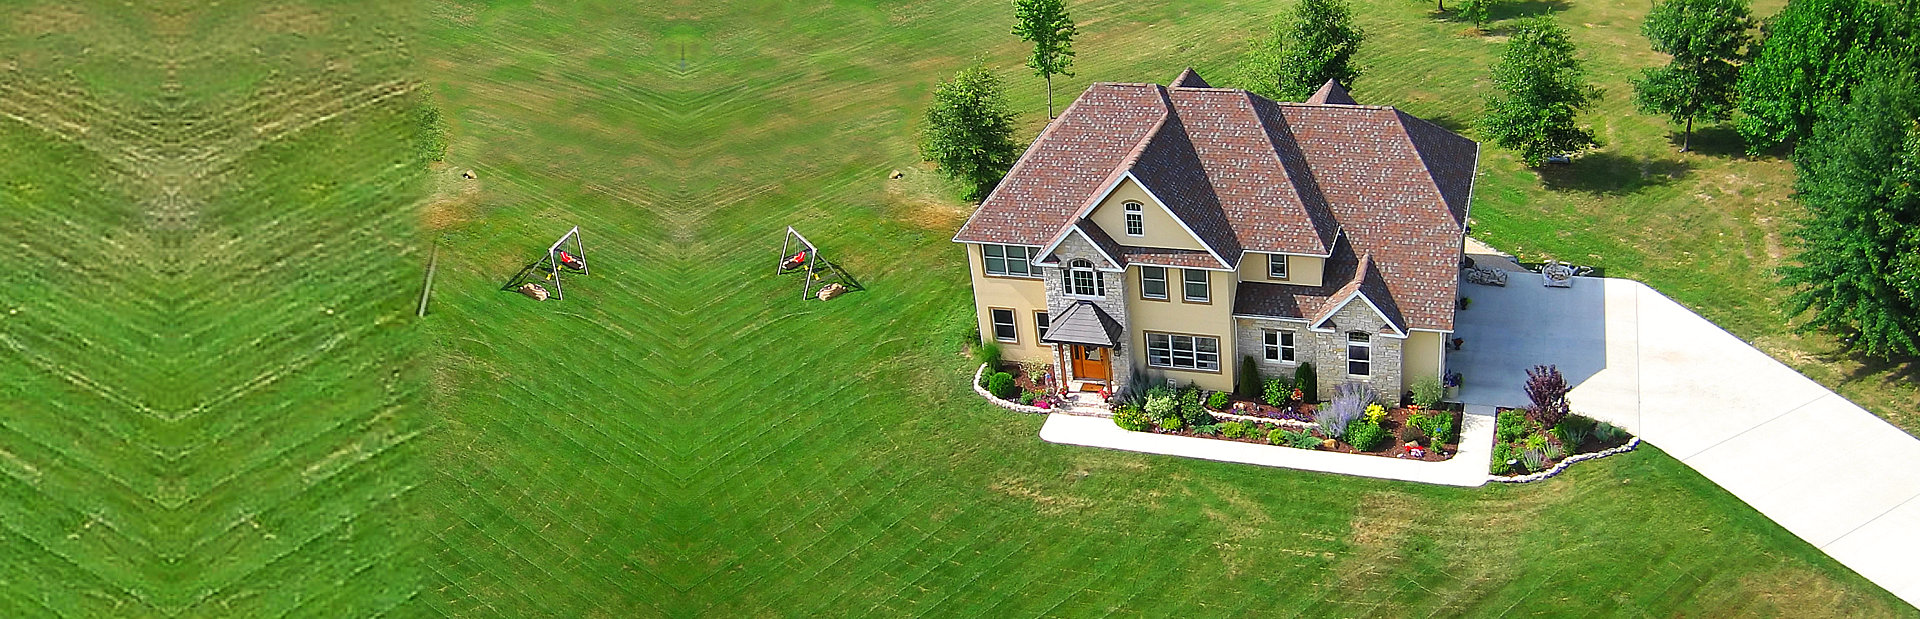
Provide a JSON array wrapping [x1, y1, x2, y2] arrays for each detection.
[[776, 226, 860, 300], [502, 226, 590, 301]]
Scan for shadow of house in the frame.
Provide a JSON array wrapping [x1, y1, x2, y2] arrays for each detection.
[[1450, 275, 1613, 410], [1538, 151, 1690, 195]]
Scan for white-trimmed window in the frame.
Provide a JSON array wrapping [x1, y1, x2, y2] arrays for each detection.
[[1268, 254, 1289, 279], [1182, 269, 1210, 303], [1034, 311, 1050, 338], [991, 308, 1017, 343], [982, 244, 1037, 278], [1147, 332, 1220, 371], [1124, 201, 1144, 236], [1140, 266, 1168, 300], [1068, 259, 1104, 297], [1264, 329, 1295, 362], [1347, 332, 1372, 376]]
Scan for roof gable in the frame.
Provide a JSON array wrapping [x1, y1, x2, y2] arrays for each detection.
[[1170, 67, 1211, 88], [1305, 79, 1356, 105]]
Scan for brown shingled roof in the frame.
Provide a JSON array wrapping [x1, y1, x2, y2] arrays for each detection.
[[955, 69, 1478, 332], [1305, 79, 1356, 105], [1170, 67, 1211, 88]]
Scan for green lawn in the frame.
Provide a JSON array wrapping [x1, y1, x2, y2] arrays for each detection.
[[0, 0, 1914, 616]]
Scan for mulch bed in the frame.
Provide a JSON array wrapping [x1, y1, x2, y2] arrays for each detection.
[[1154, 400, 1463, 462], [1489, 407, 1634, 476]]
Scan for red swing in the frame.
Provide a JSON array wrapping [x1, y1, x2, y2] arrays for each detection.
[[779, 250, 808, 271]]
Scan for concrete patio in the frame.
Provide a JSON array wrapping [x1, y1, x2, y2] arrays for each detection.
[[1450, 274, 1920, 609]]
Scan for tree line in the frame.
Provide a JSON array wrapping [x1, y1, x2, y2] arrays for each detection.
[[917, 0, 1920, 358]]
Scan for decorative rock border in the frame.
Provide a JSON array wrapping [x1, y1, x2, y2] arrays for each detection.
[[1488, 437, 1641, 483], [973, 363, 1051, 415], [1208, 410, 1315, 430]]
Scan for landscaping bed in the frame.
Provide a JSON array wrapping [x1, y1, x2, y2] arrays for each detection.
[[1489, 407, 1633, 476], [1111, 371, 1464, 462]]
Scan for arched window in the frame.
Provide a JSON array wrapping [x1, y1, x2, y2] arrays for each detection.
[[1068, 259, 1104, 297], [1123, 201, 1144, 236]]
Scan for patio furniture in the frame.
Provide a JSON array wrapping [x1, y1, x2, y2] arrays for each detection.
[[1465, 265, 1508, 287], [1542, 260, 1574, 288]]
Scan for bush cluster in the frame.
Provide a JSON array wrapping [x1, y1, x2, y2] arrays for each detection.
[[1177, 387, 1214, 426], [1345, 420, 1388, 451], [1495, 408, 1528, 443], [1206, 390, 1231, 411], [1294, 362, 1318, 403], [1408, 411, 1457, 445], [1113, 405, 1152, 432], [1219, 421, 1250, 439], [986, 372, 1018, 399], [1264, 376, 1295, 407]]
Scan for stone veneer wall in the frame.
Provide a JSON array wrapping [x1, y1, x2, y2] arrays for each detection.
[[1043, 234, 1132, 394], [1233, 298, 1405, 402]]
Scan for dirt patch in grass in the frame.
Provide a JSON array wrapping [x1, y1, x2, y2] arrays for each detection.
[[1740, 566, 1903, 618]]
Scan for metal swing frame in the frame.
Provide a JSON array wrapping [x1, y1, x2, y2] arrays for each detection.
[[537, 226, 589, 300], [776, 226, 855, 300]]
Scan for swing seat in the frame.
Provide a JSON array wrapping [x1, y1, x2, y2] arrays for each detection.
[[558, 250, 586, 271], [780, 251, 808, 271]]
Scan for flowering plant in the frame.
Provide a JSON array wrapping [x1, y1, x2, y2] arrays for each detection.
[[1365, 403, 1387, 424], [1290, 388, 1304, 402]]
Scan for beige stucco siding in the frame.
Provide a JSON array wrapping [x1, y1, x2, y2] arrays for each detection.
[[1086, 177, 1207, 251], [1403, 330, 1445, 390], [1125, 267, 1236, 392], [1236, 253, 1325, 287], [966, 243, 1050, 361]]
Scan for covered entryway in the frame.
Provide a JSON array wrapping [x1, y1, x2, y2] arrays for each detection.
[[1041, 300, 1126, 393], [1069, 344, 1110, 386]]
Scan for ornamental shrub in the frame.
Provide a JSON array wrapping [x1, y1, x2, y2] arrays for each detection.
[[1491, 443, 1515, 474], [1264, 376, 1294, 407], [1019, 390, 1041, 405], [1160, 416, 1185, 432], [1220, 421, 1248, 439], [1594, 420, 1628, 443], [1555, 415, 1596, 449], [977, 342, 1003, 373], [1520, 448, 1547, 472], [1543, 441, 1566, 461], [987, 372, 1018, 399], [1267, 427, 1288, 445], [1345, 420, 1388, 451], [1177, 387, 1213, 425], [1285, 429, 1323, 449], [1410, 375, 1444, 409], [1206, 390, 1231, 411], [1144, 391, 1179, 421], [1113, 406, 1152, 432], [1522, 432, 1548, 454], [1364, 403, 1387, 425], [1495, 408, 1528, 443], [1239, 355, 1263, 399], [1318, 381, 1373, 439], [1294, 362, 1318, 403], [1524, 364, 1571, 429], [1193, 424, 1222, 436], [1424, 412, 1457, 445]]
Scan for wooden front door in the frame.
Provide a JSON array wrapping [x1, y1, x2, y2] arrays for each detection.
[[1071, 345, 1110, 384]]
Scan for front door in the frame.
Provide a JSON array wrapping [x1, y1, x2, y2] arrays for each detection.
[[1071, 345, 1110, 384]]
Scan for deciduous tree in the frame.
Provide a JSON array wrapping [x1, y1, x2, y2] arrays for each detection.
[[1778, 66, 1920, 358], [919, 65, 1021, 202], [1480, 17, 1602, 166], [1631, 0, 1754, 151], [1012, 0, 1077, 119], [1735, 0, 1917, 152], [1235, 0, 1364, 101]]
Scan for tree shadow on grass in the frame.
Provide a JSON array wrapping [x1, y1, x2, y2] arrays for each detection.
[[1490, 0, 1570, 21], [1827, 346, 1920, 389], [1419, 112, 1473, 134], [1665, 125, 1794, 161], [1538, 151, 1691, 195]]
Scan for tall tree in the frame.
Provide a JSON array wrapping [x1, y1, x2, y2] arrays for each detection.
[[1480, 17, 1602, 166], [1632, 0, 1755, 151], [919, 65, 1022, 202], [1735, 0, 1917, 152], [1234, 0, 1364, 101], [1011, 0, 1077, 119], [1778, 65, 1920, 358]]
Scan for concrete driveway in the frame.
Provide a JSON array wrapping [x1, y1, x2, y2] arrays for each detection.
[[1450, 275, 1920, 609]]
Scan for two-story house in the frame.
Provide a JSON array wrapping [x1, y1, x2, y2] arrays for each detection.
[[953, 69, 1478, 401]]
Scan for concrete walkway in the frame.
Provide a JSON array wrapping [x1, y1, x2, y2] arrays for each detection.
[[1451, 275, 1920, 609], [1038, 407, 1497, 487]]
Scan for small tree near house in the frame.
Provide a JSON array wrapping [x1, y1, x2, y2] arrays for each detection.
[[1235, 0, 1365, 102], [1524, 364, 1570, 429], [1012, 0, 1077, 119], [920, 64, 1021, 202]]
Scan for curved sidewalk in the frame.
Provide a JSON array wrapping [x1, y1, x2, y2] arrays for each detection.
[[1451, 276, 1920, 609], [1038, 410, 1496, 487]]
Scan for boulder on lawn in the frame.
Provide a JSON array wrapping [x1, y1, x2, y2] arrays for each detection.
[[817, 282, 846, 301], [518, 283, 549, 301]]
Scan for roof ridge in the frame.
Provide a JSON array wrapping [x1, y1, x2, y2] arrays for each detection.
[[1385, 109, 1465, 232]]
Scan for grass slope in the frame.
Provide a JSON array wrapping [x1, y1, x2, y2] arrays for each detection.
[[413, 0, 1910, 616], [0, 2, 428, 615]]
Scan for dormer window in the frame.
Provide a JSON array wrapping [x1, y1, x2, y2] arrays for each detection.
[[1068, 259, 1105, 297], [1123, 201, 1144, 236], [1268, 254, 1289, 279]]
